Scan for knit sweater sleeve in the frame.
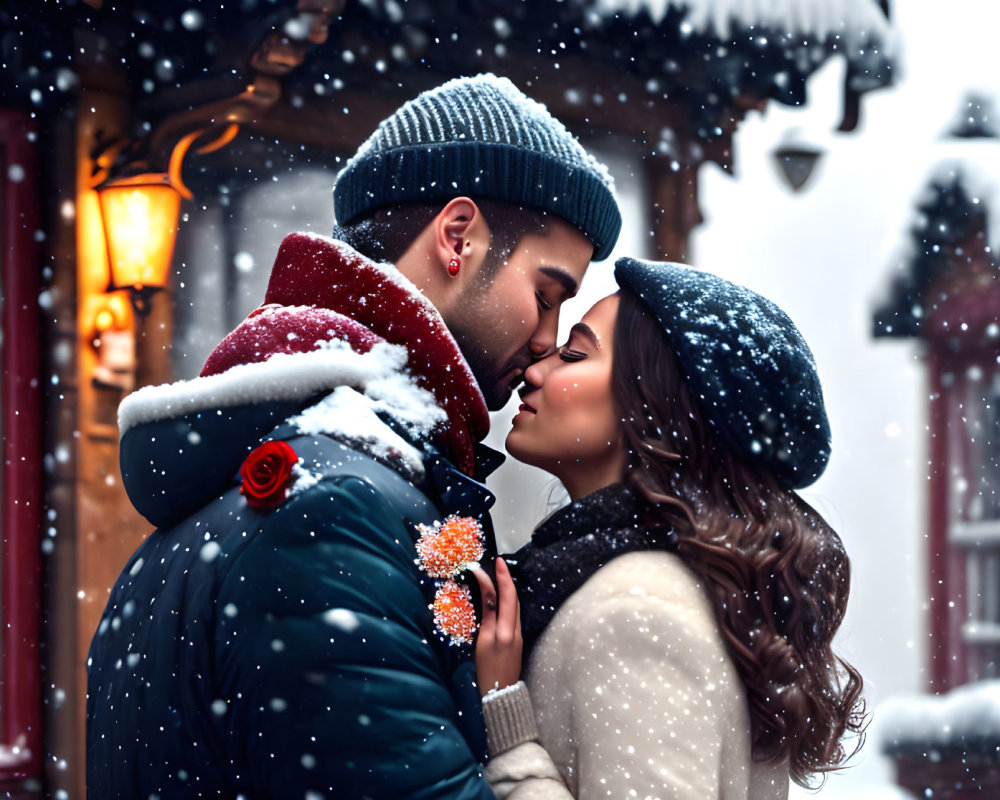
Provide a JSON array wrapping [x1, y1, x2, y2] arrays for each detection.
[[481, 682, 573, 800]]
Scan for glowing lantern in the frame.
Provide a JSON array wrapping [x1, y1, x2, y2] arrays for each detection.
[[96, 173, 181, 316]]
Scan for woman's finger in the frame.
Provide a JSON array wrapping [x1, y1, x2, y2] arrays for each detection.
[[495, 557, 519, 638], [469, 566, 498, 637], [512, 565, 522, 643]]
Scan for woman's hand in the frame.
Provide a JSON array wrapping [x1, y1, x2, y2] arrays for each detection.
[[472, 558, 523, 697]]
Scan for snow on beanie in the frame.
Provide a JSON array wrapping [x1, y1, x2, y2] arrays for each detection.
[[333, 74, 622, 261], [615, 257, 832, 489]]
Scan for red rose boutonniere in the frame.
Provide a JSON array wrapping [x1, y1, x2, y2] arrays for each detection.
[[415, 515, 485, 646], [240, 441, 298, 511]]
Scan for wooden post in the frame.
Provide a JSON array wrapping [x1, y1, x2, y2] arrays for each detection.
[[0, 109, 44, 796], [926, 346, 960, 691], [644, 157, 703, 262]]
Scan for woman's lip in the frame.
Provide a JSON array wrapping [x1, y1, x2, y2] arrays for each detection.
[[518, 402, 537, 414]]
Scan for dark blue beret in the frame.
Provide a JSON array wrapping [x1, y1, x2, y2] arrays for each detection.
[[614, 257, 831, 489]]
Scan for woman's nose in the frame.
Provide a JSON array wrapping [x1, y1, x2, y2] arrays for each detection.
[[522, 360, 544, 390], [523, 350, 558, 388]]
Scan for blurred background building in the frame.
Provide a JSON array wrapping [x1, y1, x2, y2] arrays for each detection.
[[2, 1, 997, 798]]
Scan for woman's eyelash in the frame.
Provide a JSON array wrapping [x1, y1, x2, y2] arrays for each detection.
[[559, 348, 587, 363], [535, 291, 553, 311]]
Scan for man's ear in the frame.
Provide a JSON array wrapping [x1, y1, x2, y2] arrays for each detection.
[[434, 197, 490, 276]]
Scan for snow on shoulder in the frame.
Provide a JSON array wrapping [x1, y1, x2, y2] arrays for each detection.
[[117, 338, 444, 441], [289, 373, 446, 477]]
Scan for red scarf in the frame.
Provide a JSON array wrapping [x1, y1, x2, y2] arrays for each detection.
[[200, 233, 490, 475]]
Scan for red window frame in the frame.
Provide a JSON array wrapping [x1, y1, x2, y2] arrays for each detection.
[[924, 279, 1000, 691], [0, 108, 43, 783]]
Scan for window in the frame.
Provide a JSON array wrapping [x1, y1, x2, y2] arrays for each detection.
[[953, 362, 1000, 681]]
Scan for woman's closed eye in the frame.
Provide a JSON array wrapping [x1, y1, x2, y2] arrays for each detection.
[[559, 346, 587, 363]]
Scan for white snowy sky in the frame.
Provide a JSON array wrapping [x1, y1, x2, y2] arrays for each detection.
[[171, 3, 999, 796]]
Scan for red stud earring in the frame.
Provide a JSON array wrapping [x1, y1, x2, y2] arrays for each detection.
[[447, 257, 461, 277]]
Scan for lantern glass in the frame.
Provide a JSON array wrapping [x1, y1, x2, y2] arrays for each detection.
[[97, 174, 181, 301]]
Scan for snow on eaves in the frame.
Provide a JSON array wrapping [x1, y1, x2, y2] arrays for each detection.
[[892, 139, 1000, 271], [593, 0, 893, 48], [880, 679, 1000, 755], [873, 134, 1000, 337], [926, 142, 1000, 252]]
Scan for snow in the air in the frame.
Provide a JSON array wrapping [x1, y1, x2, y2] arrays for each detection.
[[73, 3, 997, 798]]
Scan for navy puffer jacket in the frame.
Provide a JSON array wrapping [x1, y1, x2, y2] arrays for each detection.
[[87, 235, 499, 799]]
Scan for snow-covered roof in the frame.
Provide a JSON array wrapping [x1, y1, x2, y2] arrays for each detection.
[[593, 0, 893, 47], [880, 680, 1000, 756], [927, 145, 1000, 247], [874, 137, 1000, 338]]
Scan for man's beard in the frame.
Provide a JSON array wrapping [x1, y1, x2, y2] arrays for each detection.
[[449, 323, 523, 411], [444, 250, 527, 411]]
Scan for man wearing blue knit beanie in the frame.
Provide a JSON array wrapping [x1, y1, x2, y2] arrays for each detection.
[[333, 73, 621, 409], [88, 74, 621, 799]]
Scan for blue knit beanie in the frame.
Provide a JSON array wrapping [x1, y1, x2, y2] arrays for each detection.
[[615, 257, 831, 489], [333, 74, 622, 261]]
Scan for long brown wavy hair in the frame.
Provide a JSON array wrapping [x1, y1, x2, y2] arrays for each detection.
[[611, 288, 866, 786]]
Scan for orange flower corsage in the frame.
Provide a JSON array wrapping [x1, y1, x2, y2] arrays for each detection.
[[415, 515, 485, 645], [432, 580, 478, 646]]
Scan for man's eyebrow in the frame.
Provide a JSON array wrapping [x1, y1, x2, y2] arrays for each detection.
[[538, 266, 579, 297], [569, 322, 600, 350]]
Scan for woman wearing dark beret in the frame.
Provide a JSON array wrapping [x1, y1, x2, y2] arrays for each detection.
[[473, 257, 866, 799]]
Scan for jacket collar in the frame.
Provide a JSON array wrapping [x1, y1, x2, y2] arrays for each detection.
[[201, 233, 490, 475]]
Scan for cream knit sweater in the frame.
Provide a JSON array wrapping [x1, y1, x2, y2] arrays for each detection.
[[482, 550, 789, 800]]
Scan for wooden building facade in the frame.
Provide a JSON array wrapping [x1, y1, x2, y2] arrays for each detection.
[[876, 114, 1000, 798]]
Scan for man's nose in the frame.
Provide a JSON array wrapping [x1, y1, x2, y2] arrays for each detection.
[[529, 343, 558, 361], [528, 307, 560, 357]]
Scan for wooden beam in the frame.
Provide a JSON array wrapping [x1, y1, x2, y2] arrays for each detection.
[[643, 158, 703, 262]]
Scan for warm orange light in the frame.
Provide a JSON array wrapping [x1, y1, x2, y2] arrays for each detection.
[[96, 173, 181, 316], [94, 308, 116, 332]]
